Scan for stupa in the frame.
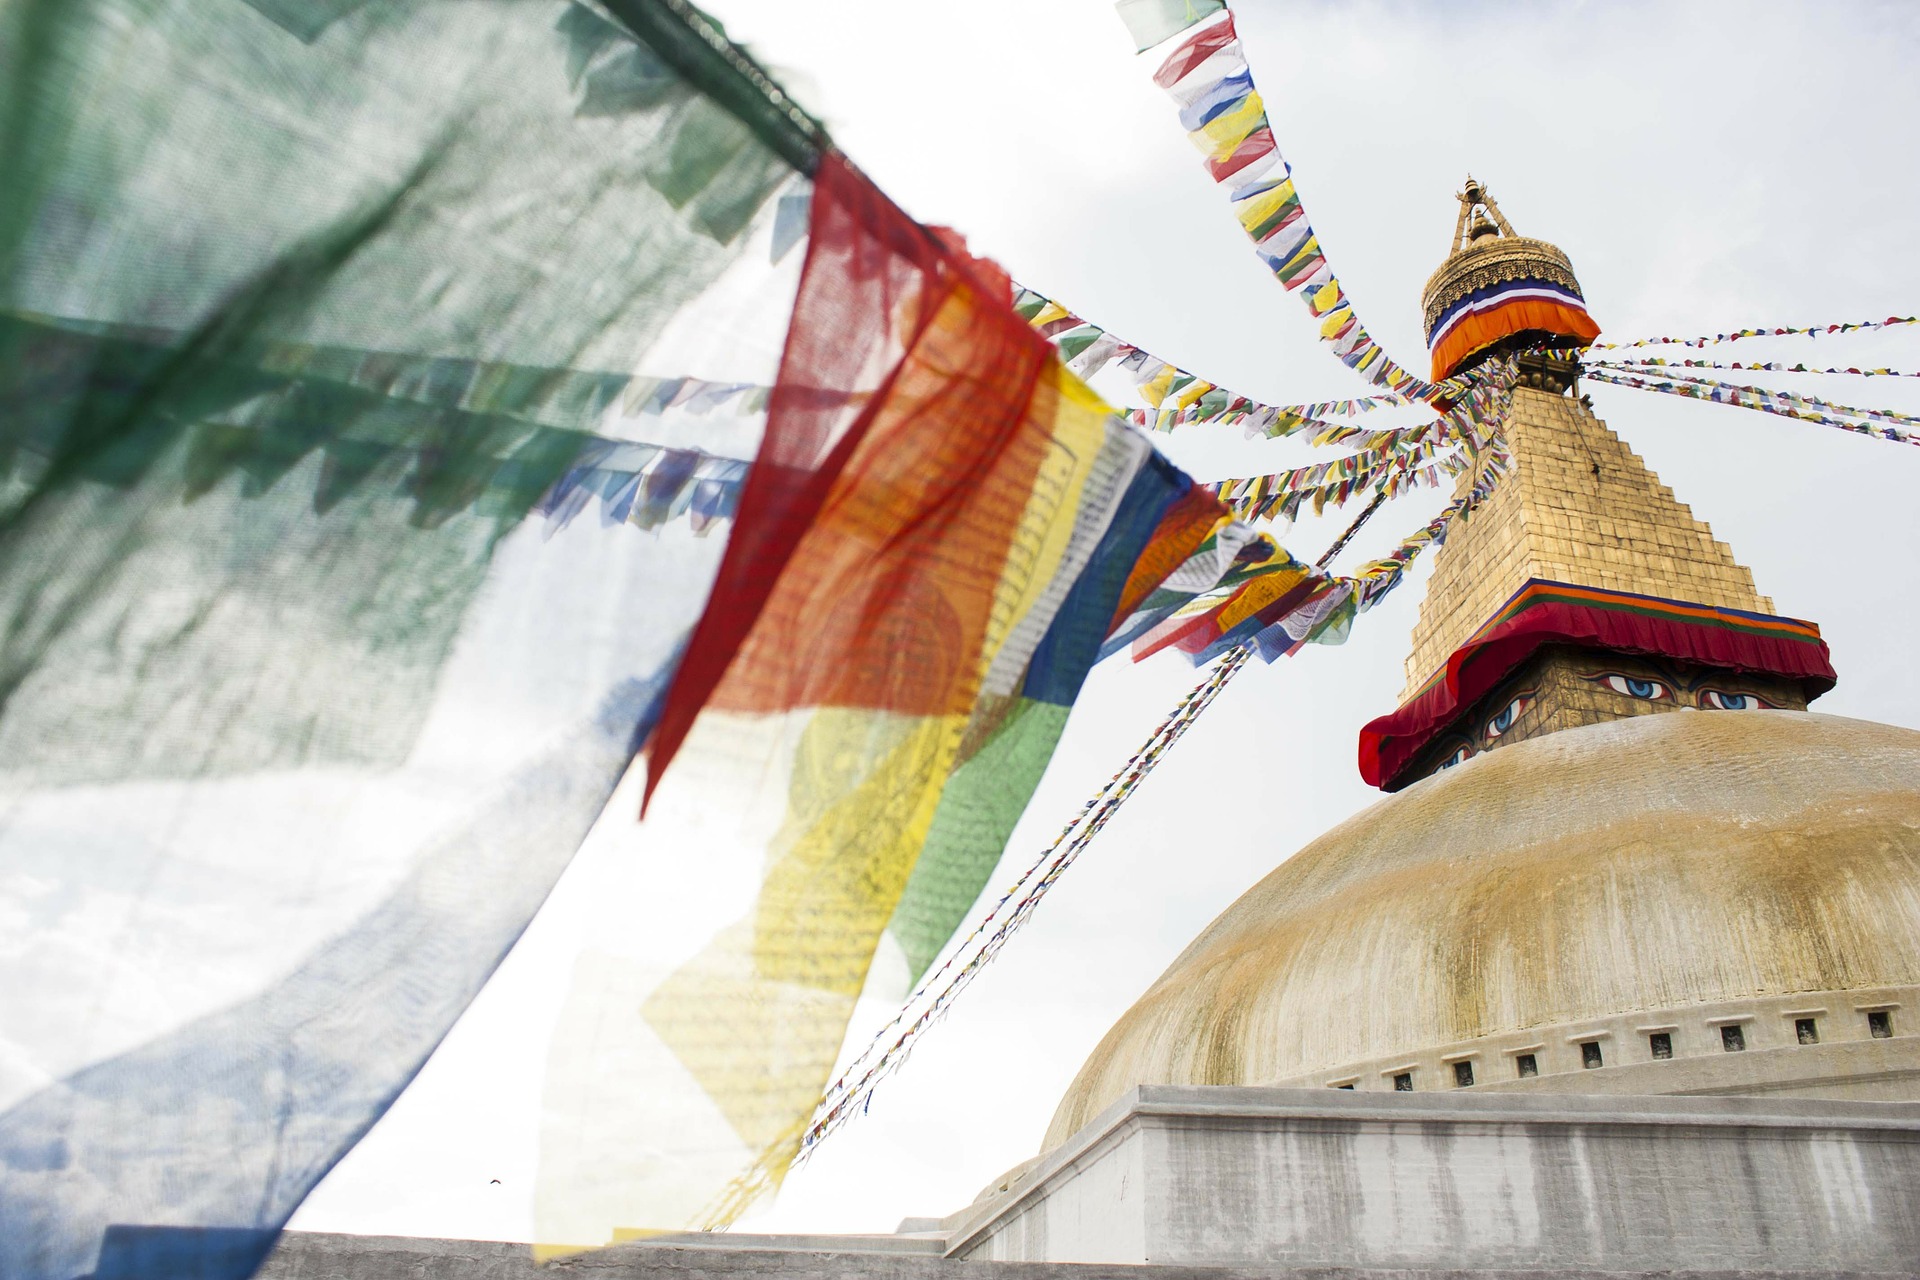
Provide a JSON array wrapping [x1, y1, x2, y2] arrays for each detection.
[[259, 184, 1920, 1280], [932, 183, 1920, 1273]]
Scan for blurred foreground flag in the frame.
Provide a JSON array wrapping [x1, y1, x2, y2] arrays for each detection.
[[0, 0, 1225, 1274], [534, 152, 1191, 1246], [0, 0, 801, 1274]]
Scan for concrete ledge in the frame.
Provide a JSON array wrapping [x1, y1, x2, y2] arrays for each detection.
[[947, 1086, 1920, 1270], [259, 1231, 1912, 1279]]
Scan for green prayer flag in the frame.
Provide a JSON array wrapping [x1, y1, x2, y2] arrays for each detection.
[[1115, 0, 1227, 53]]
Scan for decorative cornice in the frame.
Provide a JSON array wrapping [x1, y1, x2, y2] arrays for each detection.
[[1422, 237, 1584, 334]]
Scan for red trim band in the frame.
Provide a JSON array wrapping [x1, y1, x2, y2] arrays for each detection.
[[1359, 579, 1835, 790]]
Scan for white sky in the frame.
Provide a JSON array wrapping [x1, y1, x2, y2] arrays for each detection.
[[292, 0, 1920, 1242]]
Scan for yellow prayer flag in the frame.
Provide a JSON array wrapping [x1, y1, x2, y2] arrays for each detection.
[[1030, 301, 1070, 328], [1140, 365, 1177, 407], [1233, 179, 1297, 234], [1171, 379, 1213, 412], [1192, 93, 1266, 161]]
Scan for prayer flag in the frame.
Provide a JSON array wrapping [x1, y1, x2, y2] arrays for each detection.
[[1117, 0, 1229, 53]]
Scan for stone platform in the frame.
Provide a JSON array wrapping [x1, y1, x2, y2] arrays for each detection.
[[257, 1231, 1906, 1280], [254, 1086, 1920, 1277], [946, 1087, 1920, 1272]]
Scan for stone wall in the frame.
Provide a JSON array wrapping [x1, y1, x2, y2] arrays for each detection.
[[255, 1229, 1900, 1279], [952, 1087, 1920, 1273]]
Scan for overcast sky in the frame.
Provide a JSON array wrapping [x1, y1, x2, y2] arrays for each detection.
[[292, 0, 1920, 1241]]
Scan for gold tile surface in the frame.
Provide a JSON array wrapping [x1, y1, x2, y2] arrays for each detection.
[[1401, 387, 1772, 701]]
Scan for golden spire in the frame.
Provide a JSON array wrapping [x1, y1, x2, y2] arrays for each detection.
[[1402, 384, 1773, 700]]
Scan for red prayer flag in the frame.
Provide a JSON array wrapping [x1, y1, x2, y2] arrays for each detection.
[[1152, 10, 1238, 88], [1206, 125, 1276, 181]]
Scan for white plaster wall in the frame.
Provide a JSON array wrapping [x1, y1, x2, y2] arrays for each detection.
[[953, 1088, 1920, 1273], [959, 1120, 1147, 1264]]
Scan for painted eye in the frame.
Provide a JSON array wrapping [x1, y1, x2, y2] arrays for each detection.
[[1440, 743, 1473, 769], [1484, 692, 1535, 740], [1598, 673, 1672, 701], [1700, 689, 1776, 711]]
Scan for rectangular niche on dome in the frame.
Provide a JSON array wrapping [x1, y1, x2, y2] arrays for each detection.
[[1709, 1014, 1754, 1052], [1784, 1008, 1826, 1047], [1858, 1003, 1899, 1039], [1567, 1029, 1610, 1070], [1381, 1064, 1418, 1092], [1502, 1043, 1543, 1079]]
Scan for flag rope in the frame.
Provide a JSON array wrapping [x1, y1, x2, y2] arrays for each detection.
[[1583, 367, 1920, 446], [797, 643, 1250, 1160], [1588, 356, 1920, 380], [1586, 313, 1918, 351]]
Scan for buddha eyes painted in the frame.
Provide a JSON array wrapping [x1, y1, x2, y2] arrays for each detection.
[[1484, 691, 1535, 740], [1583, 669, 1778, 710], [1700, 688, 1777, 711], [1590, 672, 1672, 702], [1439, 743, 1474, 769]]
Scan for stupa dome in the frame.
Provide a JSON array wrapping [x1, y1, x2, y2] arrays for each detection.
[[1044, 709, 1920, 1149]]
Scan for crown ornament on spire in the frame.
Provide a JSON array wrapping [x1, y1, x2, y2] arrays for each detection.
[[1421, 177, 1600, 380], [1450, 176, 1517, 252]]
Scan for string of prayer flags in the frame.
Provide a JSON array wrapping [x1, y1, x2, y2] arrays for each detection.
[[1347, 445, 1510, 611], [1143, 444, 1508, 672], [1010, 284, 1415, 432], [1202, 368, 1518, 524], [1099, 518, 1285, 661], [1120, 523, 1327, 663], [1139, 9, 1448, 404], [1258, 393, 1408, 421], [1309, 418, 1448, 450], [537, 443, 749, 536], [1206, 435, 1458, 523], [1136, 461, 1502, 666], [605, 149, 1248, 1238], [1589, 365, 1920, 431], [1589, 356, 1920, 380], [1583, 368, 1919, 446], [1588, 314, 1919, 351], [1131, 555, 1320, 662]]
